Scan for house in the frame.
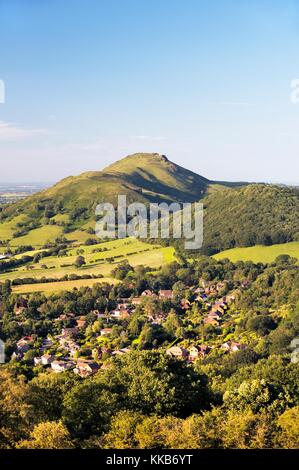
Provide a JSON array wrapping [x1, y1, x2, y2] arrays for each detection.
[[188, 345, 210, 361], [41, 337, 54, 350], [61, 327, 78, 338], [14, 297, 28, 315], [59, 312, 75, 321], [69, 342, 80, 357], [76, 316, 87, 328], [196, 293, 208, 302], [110, 308, 128, 319], [147, 313, 165, 324], [188, 346, 201, 361], [112, 348, 130, 356], [194, 287, 205, 294], [92, 347, 102, 360], [211, 303, 227, 315], [118, 309, 130, 319], [141, 290, 157, 298], [34, 354, 56, 367], [208, 312, 222, 321], [41, 354, 55, 365], [51, 360, 76, 373], [221, 341, 232, 351], [166, 346, 188, 359], [100, 328, 112, 336], [204, 316, 220, 327], [101, 346, 112, 356], [96, 311, 107, 319], [34, 357, 43, 366], [181, 299, 191, 310], [221, 341, 246, 353], [230, 342, 247, 352], [16, 336, 33, 353], [110, 308, 129, 319], [159, 290, 173, 300], [241, 280, 250, 288], [117, 298, 131, 307], [74, 360, 100, 377]]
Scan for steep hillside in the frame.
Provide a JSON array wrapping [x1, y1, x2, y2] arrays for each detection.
[[1, 154, 297, 255], [0, 153, 236, 246], [199, 184, 299, 255]]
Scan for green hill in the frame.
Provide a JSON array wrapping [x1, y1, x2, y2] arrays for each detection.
[[198, 184, 299, 255], [0, 153, 240, 247], [1, 153, 298, 256], [214, 241, 299, 264]]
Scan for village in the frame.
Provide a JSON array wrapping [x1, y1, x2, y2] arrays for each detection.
[[10, 278, 248, 378]]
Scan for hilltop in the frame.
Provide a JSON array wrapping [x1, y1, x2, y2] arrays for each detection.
[[0, 153, 242, 247], [0, 153, 298, 256]]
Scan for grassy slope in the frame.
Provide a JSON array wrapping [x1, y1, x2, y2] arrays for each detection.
[[12, 277, 119, 294], [0, 153, 249, 250], [0, 153, 213, 248], [214, 241, 299, 264], [1, 238, 176, 292], [9, 225, 64, 248], [198, 184, 299, 254], [0, 215, 28, 243]]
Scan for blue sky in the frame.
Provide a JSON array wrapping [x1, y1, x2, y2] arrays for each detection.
[[0, 0, 299, 183]]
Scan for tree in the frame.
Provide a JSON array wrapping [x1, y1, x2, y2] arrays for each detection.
[[162, 309, 182, 339], [102, 410, 143, 448], [221, 409, 273, 449], [247, 315, 277, 336], [74, 256, 86, 268], [0, 368, 34, 447], [277, 406, 299, 448], [135, 415, 182, 449], [100, 351, 210, 417], [111, 260, 132, 280], [62, 382, 119, 438], [17, 421, 74, 449], [223, 379, 276, 413], [28, 371, 80, 422]]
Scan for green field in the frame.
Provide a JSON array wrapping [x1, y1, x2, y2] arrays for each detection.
[[12, 277, 119, 294], [1, 237, 176, 292], [0, 215, 29, 243], [10, 225, 64, 248], [214, 241, 299, 264]]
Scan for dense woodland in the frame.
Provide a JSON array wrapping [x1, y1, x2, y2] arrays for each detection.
[[193, 185, 299, 255]]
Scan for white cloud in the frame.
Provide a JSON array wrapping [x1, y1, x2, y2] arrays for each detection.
[[211, 101, 255, 107], [129, 135, 165, 141], [0, 121, 48, 141]]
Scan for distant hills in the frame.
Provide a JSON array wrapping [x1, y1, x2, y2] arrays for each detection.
[[0, 152, 298, 254], [199, 184, 299, 255]]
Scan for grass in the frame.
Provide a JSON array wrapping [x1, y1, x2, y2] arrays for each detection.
[[1, 237, 176, 291], [12, 277, 119, 294], [9, 225, 64, 248], [0, 215, 28, 243], [214, 241, 299, 264], [65, 230, 92, 243]]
